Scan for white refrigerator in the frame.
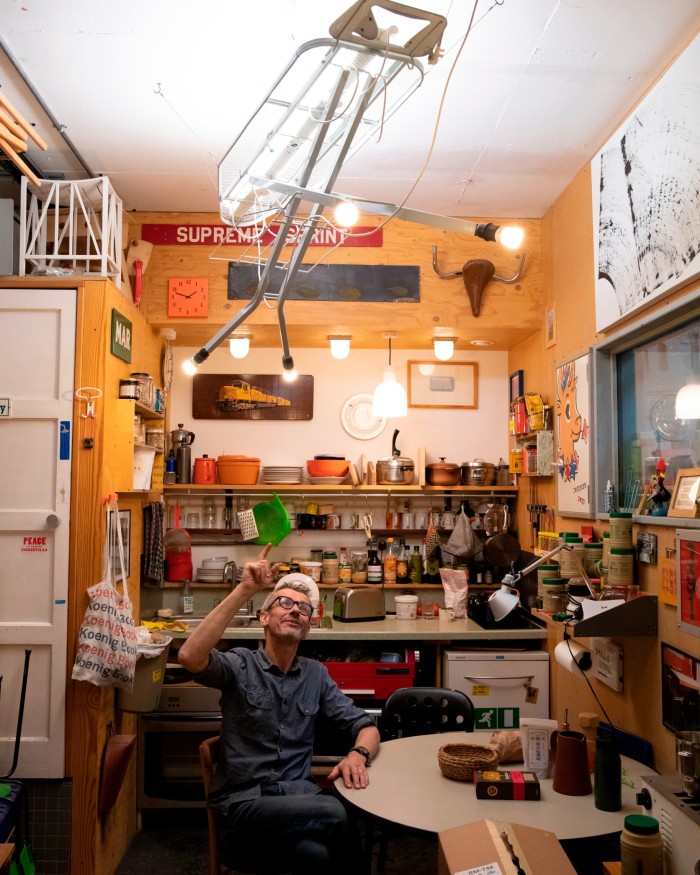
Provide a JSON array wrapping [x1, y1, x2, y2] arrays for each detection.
[[443, 651, 550, 731]]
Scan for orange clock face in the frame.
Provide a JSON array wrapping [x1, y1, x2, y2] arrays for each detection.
[[168, 277, 209, 317]]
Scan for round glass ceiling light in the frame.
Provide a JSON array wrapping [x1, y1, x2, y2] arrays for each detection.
[[329, 336, 351, 360], [229, 335, 250, 358], [434, 338, 455, 361]]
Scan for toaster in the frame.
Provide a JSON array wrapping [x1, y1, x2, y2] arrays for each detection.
[[332, 585, 385, 622]]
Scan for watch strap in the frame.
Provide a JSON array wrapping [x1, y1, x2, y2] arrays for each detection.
[[349, 745, 371, 766]]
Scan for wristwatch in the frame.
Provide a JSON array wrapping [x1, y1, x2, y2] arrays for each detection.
[[349, 746, 371, 766]]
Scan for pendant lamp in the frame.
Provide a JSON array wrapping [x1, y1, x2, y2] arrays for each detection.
[[373, 333, 407, 418]]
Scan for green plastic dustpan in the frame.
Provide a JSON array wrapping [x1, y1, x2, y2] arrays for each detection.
[[252, 494, 291, 545]]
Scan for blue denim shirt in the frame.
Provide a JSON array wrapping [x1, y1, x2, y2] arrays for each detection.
[[195, 647, 374, 811]]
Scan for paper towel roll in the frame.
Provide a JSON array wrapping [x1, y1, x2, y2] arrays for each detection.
[[555, 639, 592, 673]]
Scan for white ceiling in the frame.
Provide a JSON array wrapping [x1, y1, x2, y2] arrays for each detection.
[[1, 0, 699, 221]]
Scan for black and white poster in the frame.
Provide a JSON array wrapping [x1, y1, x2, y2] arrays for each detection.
[[592, 34, 700, 332]]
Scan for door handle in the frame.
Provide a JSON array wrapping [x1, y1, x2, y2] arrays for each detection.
[[46, 514, 61, 528]]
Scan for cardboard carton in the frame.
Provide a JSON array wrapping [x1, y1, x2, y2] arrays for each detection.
[[438, 819, 577, 875], [474, 770, 541, 800]]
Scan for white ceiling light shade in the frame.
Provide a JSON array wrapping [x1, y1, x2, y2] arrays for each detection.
[[334, 200, 359, 226], [675, 379, 700, 419], [433, 337, 455, 361], [329, 335, 351, 359], [373, 333, 407, 418], [229, 334, 251, 358]]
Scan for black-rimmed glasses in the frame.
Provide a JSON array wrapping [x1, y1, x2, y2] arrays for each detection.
[[267, 595, 313, 618]]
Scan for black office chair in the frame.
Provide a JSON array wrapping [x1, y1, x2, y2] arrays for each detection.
[[374, 688, 475, 871], [381, 686, 475, 740]]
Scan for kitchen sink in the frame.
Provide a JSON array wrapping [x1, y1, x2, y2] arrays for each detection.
[[162, 613, 262, 629]]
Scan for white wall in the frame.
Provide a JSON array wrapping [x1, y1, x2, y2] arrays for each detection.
[[170, 345, 511, 468]]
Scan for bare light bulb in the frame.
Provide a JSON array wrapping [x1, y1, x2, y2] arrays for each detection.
[[182, 358, 198, 376], [495, 225, 525, 250], [335, 200, 359, 226], [282, 368, 298, 383]]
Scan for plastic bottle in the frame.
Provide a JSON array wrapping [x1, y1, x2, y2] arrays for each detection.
[[396, 539, 410, 584], [367, 549, 383, 584], [410, 545, 423, 583], [620, 815, 663, 875], [604, 480, 615, 513], [383, 538, 398, 584], [180, 581, 194, 615], [594, 726, 621, 811]]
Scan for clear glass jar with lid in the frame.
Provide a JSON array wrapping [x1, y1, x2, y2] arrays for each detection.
[[542, 578, 568, 613], [350, 550, 368, 584]]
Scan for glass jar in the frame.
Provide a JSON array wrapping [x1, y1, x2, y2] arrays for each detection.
[[351, 550, 368, 584], [609, 512, 633, 549], [130, 372, 154, 407], [607, 547, 634, 587], [583, 542, 603, 576], [119, 378, 139, 399], [542, 579, 568, 613], [321, 551, 339, 585]]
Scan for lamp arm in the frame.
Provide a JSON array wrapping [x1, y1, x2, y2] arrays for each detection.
[[511, 543, 597, 599]]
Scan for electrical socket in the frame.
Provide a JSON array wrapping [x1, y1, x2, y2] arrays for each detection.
[[591, 638, 623, 692]]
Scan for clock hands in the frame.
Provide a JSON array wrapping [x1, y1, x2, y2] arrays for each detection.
[[174, 290, 200, 299]]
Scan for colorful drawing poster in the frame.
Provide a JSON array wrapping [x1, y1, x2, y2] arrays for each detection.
[[556, 353, 591, 516]]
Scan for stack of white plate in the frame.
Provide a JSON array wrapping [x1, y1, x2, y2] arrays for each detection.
[[262, 466, 303, 484], [197, 568, 224, 582], [197, 556, 227, 583], [307, 475, 348, 485]]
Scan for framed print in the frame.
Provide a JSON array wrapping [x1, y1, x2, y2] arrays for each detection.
[[592, 34, 700, 333], [108, 508, 131, 582], [668, 468, 700, 518], [192, 373, 313, 420], [545, 306, 556, 349], [407, 361, 478, 410], [661, 642, 700, 731], [677, 528, 700, 637], [509, 370, 524, 406], [555, 353, 592, 516]]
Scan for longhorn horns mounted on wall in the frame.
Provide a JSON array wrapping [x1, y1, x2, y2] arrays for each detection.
[[431, 246, 527, 317]]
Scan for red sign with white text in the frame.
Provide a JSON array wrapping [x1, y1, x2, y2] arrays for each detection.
[[141, 223, 383, 247]]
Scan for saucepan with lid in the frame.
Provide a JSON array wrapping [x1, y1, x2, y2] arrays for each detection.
[[425, 458, 461, 486], [376, 429, 414, 485]]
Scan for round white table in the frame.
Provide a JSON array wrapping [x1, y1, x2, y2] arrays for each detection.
[[335, 731, 652, 840]]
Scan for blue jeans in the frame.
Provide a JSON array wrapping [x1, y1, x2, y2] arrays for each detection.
[[219, 788, 363, 875]]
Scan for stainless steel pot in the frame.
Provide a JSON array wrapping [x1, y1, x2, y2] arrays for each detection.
[[377, 429, 414, 485], [460, 458, 496, 486]]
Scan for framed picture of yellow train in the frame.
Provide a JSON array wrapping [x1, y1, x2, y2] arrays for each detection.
[[192, 374, 314, 420]]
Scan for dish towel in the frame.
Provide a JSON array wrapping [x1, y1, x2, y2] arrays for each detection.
[[143, 502, 165, 586]]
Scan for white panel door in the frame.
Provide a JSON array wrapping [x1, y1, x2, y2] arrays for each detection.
[[0, 287, 76, 778]]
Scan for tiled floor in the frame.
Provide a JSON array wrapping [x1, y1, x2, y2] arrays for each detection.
[[116, 808, 438, 875]]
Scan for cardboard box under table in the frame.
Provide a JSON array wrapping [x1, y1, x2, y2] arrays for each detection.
[[439, 819, 576, 875]]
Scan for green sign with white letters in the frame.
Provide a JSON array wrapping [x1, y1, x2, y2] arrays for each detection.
[[111, 309, 132, 363]]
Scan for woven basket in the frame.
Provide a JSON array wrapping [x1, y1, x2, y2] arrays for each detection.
[[437, 743, 499, 781]]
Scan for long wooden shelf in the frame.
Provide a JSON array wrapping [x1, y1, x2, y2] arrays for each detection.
[[163, 483, 517, 494]]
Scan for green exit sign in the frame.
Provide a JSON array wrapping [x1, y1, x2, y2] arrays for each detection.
[[474, 707, 520, 730], [111, 309, 132, 363]]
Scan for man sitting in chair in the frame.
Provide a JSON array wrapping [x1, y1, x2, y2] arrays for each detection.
[[178, 544, 380, 875]]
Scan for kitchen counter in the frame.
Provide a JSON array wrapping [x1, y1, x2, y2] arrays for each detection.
[[166, 616, 547, 641]]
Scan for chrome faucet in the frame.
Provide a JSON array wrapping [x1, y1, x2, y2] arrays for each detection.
[[223, 561, 254, 616]]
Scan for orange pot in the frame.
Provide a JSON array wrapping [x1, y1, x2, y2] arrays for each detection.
[[216, 455, 260, 485]]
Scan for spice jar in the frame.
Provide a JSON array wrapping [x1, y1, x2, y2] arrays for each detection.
[[609, 512, 633, 548], [321, 551, 339, 585], [542, 579, 568, 614], [119, 378, 139, 399]]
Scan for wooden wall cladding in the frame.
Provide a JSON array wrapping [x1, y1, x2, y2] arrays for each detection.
[[127, 211, 543, 350]]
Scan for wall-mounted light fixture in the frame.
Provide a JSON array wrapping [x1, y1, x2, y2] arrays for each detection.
[[229, 333, 251, 359], [373, 332, 407, 418], [433, 337, 456, 361], [329, 335, 351, 360]]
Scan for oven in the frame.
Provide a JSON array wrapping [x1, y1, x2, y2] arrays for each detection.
[[137, 682, 222, 810]]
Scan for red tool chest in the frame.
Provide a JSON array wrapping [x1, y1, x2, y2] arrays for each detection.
[[324, 650, 416, 701]]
